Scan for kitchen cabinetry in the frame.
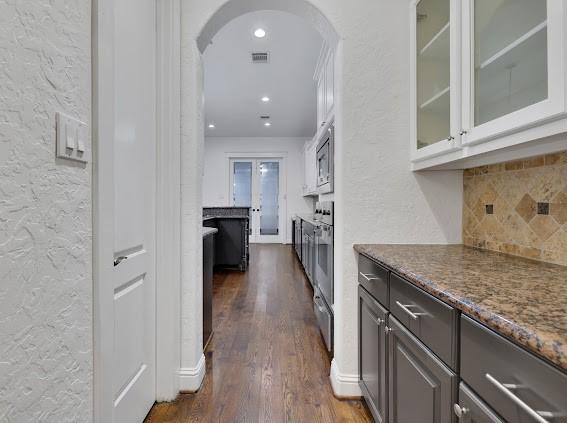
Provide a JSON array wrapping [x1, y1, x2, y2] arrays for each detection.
[[359, 286, 388, 423], [315, 44, 335, 132], [388, 317, 456, 423], [358, 252, 567, 423], [411, 0, 567, 170]]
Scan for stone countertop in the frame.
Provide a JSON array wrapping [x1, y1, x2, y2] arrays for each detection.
[[203, 215, 249, 220], [295, 214, 318, 225], [202, 227, 218, 238], [353, 244, 567, 373]]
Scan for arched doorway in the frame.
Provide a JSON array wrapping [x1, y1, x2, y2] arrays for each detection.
[[177, 0, 349, 398]]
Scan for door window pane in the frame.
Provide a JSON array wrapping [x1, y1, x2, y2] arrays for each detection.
[[259, 162, 279, 236], [233, 162, 252, 207], [474, 0, 547, 125], [416, 0, 451, 149]]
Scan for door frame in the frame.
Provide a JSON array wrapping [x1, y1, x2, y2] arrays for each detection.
[[226, 152, 288, 244], [93, 0, 182, 421]]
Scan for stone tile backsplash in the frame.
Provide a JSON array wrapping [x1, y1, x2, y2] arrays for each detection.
[[463, 152, 567, 265]]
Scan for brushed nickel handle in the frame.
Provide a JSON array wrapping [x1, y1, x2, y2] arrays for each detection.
[[459, 130, 468, 136], [359, 272, 380, 281], [447, 135, 455, 141], [376, 318, 384, 325], [485, 373, 555, 423], [384, 326, 392, 334], [395, 301, 426, 320]]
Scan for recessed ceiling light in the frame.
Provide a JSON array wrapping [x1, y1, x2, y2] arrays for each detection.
[[254, 28, 266, 38], [208, 124, 215, 128], [261, 96, 270, 103], [264, 122, 271, 127]]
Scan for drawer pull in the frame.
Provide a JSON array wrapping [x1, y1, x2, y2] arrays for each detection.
[[359, 272, 380, 282], [395, 301, 426, 320], [485, 373, 555, 423]]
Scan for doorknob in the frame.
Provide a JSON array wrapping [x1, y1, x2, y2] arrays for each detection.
[[114, 256, 128, 267]]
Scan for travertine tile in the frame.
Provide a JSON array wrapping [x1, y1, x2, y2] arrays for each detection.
[[463, 151, 567, 265]]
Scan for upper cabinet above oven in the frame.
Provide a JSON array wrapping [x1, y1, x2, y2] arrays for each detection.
[[411, 0, 567, 170], [315, 43, 335, 139]]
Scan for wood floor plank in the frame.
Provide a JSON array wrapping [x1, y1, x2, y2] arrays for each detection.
[[145, 244, 372, 423]]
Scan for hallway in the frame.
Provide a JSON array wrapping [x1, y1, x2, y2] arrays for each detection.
[[145, 244, 371, 422]]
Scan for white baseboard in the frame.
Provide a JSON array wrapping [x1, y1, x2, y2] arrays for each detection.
[[330, 359, 362, 398], [178, 354, 206, 392]]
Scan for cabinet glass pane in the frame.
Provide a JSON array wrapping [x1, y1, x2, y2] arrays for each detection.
[[416, 0, 451, 149], [474, 0, 548, 126], [259, 161, 279, 236], [232, 161, 252, 207]]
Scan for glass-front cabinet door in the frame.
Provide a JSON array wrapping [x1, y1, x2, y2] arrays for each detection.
[[462, 0, 566, 145], [411, 0, 461, 161]]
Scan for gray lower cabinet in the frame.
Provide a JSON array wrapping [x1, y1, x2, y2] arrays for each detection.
[[388, 316, 457, 423], [359, 286, 388, 423], [455, 383, 503, 423]]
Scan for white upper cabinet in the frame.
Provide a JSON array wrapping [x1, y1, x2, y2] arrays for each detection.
[[315, 44, 335, 133], [411, 0, 461, 161], [462, 0, 565, 145], [303, 138, 318, 196], [411, 0, 567, 169]]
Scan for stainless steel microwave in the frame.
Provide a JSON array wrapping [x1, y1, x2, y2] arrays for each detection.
[[316, 124, 334, 194]]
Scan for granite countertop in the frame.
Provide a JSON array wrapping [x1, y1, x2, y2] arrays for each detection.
[[296, 214, 318, 225], [202, 227, 218, 238], [353, 244, 567, 373], [203, 215, 249, 220]]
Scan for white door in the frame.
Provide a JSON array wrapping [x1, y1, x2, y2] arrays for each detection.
[[229, 159, 284, 244], [95, 0, 156, 421]]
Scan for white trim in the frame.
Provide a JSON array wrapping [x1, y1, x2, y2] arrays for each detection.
[[178, 354, 206, 392], [329, 359, 361, 398], [155, 0, 182, 402], [93, 0, 116, 420]]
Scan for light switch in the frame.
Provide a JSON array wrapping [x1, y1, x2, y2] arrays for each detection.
[[56, 112, 89, 164]]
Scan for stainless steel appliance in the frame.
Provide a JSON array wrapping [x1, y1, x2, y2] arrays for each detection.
[[316, 124, 334, 194], [314, 201, 334, 352], [301, 220, 315, 286]]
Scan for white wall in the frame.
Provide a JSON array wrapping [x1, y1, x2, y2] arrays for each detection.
[[203, 137, 314, 243], [181, 0, 463, 397], [0, 0, 92, 421]]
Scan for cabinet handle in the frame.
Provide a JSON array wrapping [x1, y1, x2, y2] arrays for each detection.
[[384, 326, 392, 334], [453, 404, 469, 419], [459, 130, 468, 136], [447, 136, 455, 141], [359, 272, 380, 282], [395, 301, 426, 320], [485, 373, 555, 423]]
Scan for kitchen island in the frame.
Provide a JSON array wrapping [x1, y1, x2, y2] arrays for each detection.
[[203, 207, 250, 271]]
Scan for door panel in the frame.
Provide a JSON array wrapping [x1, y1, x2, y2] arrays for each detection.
[[106, 0, 157, 421], [230, 159, 283, 243], [389, 316, 456, 423]]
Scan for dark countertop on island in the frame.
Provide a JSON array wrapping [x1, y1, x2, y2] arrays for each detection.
[[353, 244, 567, 373]]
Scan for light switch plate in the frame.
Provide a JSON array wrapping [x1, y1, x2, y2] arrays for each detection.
[[56, 112, 89, 163]]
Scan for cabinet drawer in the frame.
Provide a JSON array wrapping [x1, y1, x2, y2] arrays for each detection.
[[390, 273, 457, 368], [358, 254, 389, 307], [456, 383, 503, 423], [461, 316, 567, 423]]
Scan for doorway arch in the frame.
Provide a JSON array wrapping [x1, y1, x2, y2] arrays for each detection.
[[177, 0, 350, 396]]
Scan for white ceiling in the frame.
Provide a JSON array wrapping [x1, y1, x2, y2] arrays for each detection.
[[203, 10, 324, 138]]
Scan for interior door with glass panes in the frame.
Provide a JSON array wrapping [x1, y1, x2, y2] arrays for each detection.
[[411, 0, 461, 161], [461, 0, 566, 145], [230, 159, 283, 244]]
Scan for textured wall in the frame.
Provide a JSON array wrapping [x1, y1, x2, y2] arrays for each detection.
[[0, 0, 92, 421], [181, 0, 463, 395], [464, 151, 567, 266]]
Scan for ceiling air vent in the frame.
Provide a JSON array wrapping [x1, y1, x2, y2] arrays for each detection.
[[251, 52, 269, 64]]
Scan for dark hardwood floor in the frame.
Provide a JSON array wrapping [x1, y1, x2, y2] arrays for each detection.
[[145, 244, 372, 422]]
